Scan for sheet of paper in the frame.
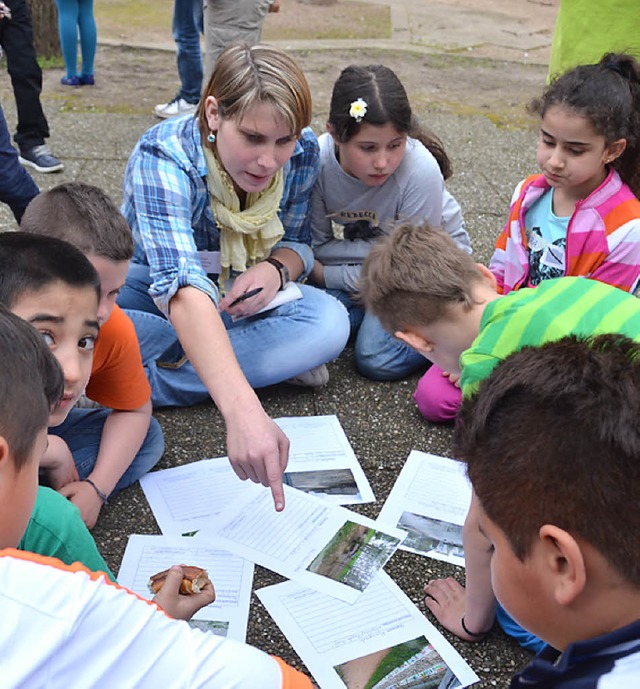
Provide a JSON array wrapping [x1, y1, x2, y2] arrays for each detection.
[[376, 451, 472, 566], [257, 572, 479, 689], [278, 415, 374, 504], [140, 417, 374, 536], [231, 281, 303, 321], [117, 534, 254, 641], [200, 484, 405, 603], [139, 457, 248, 536]]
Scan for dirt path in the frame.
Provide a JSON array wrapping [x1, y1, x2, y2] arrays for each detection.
[[40, 43, 546, 129]]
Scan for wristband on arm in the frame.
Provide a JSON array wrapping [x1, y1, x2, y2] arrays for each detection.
[[461, 616, 491, 638], [82, 478, 109, 504], [264, 256, 289, 290]]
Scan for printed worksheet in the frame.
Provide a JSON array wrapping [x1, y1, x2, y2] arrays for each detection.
[[279, 415, 374, 504], [200, 483, 405, 603], [376, 451, 472, 566], [257, 572, 479, 689], [140, 416, 374, 535], [117, 534, 254, 641], [139, 457, 245, 536]]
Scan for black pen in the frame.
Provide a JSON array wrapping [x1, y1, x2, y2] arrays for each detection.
[[228, 287, 263, 308]]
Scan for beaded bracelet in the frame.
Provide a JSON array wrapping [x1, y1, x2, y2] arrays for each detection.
[[82, 477, 109, 504]]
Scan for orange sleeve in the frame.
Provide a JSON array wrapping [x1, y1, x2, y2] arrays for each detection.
[[86, 305, 151, 410], [272, 656, 314, 689]]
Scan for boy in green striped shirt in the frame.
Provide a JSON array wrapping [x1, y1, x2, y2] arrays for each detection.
[[359, 219, 640, 651]]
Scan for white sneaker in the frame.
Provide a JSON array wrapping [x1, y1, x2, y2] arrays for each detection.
[[285, 364, 330, 387], [154, 97, 198, 119]]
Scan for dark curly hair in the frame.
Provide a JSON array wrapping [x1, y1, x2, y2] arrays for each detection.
[[529, 52, 640, 196]]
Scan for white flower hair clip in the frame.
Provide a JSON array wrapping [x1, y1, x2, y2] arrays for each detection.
[[349, 98, 367, 123]]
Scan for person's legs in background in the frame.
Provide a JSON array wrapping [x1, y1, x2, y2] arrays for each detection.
[[154, 0, 203, 119], [54, 0, 96, 85], [203, 0, 273, 78], [0, 102, 39, 223], [55, 0, 80, 82], [0, 0, 63, 172], [77, 0, 96, 83]]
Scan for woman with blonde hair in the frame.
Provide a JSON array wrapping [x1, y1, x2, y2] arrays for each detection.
[[118, 43, 350, 511]]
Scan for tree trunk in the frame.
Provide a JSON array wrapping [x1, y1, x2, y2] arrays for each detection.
[[26, 0, 61, 59]]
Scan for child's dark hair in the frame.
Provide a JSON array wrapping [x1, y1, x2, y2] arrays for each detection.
[[0, 304, 63, 470], [530, 52, 640, 196], [0, 232, 100, 309], [20, 182, 134, 261], [455, 334, 640, 586], [328, 64, 452, 179]]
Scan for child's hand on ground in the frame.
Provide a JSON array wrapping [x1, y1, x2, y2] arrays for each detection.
[[59, 480, 104, 529], [424, 577, 489, 642], [41, 436, 79, 490], [442, 370, 461, 388], [153, 566, 216, 620]]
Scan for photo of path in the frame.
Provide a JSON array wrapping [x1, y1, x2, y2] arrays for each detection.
[[335, 635, 462, 689], [284, 468, 360, 498], [306, 521, 401, 591], [397, 512, 464, 560]]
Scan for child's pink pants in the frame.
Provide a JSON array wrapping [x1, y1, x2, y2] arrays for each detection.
[[413, 365, 462, 423]]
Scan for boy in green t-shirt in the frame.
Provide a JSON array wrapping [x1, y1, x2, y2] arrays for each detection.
[[359, 219, 640, 650]]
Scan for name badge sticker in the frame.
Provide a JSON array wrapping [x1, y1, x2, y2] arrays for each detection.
[[198, 250, 221, 274]]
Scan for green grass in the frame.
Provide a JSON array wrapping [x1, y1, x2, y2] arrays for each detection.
[[365, 637, 431, 689], [94, 0, 172, 36]]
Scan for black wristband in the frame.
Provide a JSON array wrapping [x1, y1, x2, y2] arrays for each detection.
[[461, 616, 490, 638], [264, 256, 289, 290], [82, 477, 109, 504]]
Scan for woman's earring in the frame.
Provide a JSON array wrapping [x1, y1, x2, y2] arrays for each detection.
[[207, 132, 216, 144]]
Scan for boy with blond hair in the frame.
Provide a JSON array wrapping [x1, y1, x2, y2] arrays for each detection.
[[20, 182, 163, 528], [359, 219, 640, 651], [453, 335, 640, 685], [0, 304, 312, 688]]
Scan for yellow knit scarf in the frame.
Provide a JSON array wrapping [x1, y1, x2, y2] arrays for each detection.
[[204, 146, 285, 281]]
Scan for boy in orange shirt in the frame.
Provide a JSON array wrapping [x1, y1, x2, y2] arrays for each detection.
[[20, 182, 163, 528]]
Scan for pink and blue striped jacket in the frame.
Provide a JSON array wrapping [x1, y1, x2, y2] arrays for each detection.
[[489, 169, 640, 295]]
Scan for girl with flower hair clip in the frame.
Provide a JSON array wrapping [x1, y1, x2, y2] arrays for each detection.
[[310, 64, 471, 381]]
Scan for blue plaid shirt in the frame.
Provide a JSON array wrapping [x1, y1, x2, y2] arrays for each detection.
[[121, 115, 319, 316]]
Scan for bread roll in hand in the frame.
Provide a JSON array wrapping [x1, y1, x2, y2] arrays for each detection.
[[148, 565, 210, 595]]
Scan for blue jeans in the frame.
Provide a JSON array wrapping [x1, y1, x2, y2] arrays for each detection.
[[117, 263, 351, 407], [173, 0, 203, 103], [326, 288, 426, 381], [50, 408, 164, 492], [0, 103, 38, 223]]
